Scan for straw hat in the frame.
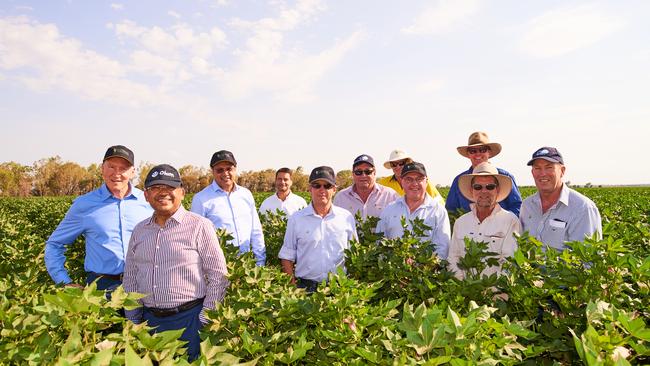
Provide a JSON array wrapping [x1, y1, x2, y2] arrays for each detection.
[[456, 132, 502, 158], [383, 149, 412, 169], [458, 162, 512, 203]]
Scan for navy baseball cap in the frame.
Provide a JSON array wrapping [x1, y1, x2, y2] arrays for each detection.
[[103, 145, 134, 166], [145, 164, 182, 188], [353, 154, 375, 168], [210, 150, 237, 167], [309, 166, 336, 185], [527, 147, 564, 166], [400, 161, 427, 178]]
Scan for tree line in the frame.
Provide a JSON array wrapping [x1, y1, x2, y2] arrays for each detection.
[[0, 157, 355, 197]]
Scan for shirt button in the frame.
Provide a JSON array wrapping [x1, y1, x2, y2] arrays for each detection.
[[154, 265, 158, 268], [153, 285, 157, 288], [156, 246, 159, 249]]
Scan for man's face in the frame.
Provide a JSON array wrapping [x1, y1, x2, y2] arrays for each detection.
[[275, 172, 292, 193], [471, 176, 499, 210], [309, 179, 336, 206], [531, 159, 565, 195], [401, 172, 427, 201], [390, 159, 410, 178], [352, 163, 375, 191], [144, 185, 185, 217], [467, 145, 491, 168], [101, 157, 135, 193], [212, 162, 237, 191]]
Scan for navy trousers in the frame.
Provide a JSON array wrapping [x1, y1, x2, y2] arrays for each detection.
[[85, 272, 121, 291], [143, 303, 202, 361]]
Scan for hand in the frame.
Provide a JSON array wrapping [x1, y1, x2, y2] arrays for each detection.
[[65, 283, 84, 289]]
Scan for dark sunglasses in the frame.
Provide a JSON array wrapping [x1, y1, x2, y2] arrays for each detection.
[[468, 146, 490, 154], [311, 183, 334, 190], [472, 183, 498, 191], [389, 161, 408, 168], [353, 169, 374, 176]]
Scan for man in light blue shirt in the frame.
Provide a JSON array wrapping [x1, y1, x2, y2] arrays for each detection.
[[191, 150, 266, 266], [279, 166, 357, 292], [377, 162, 451, 259], [520, 147, 602, 251], [44, 145, 153, 290]]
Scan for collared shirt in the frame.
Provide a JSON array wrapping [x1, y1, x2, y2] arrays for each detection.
[[333, 183, 399, 219], [376, 195, 451, 259], [259, 192, 307, 217], [278, 204, 357, 282], [448, 204, 521, 279], [376, 175, 444, 203], [191, 181, 265, 266], [44, 184, 153, 284], [446, 166, 522, 216], [123, 206, 229, 324], [520, 184, 602, 251]]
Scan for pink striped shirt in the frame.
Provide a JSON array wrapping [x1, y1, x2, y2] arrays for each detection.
[[123, 206, 229, 323]]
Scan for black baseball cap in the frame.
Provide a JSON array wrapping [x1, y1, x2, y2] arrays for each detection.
[[400, 161, 427, 178], [103, 145, 134, 166], [309, 166, 336, 185], [353, 154, 375, 168], [210, 150, 237, 167], [145, 164, 182, 188], [527, 147, 564, 166]]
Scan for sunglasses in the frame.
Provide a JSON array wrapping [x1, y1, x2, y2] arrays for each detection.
[[468, 146, 490, 155], [311, 183, 334, 190], [353, 169, 374, 176], [214, 166, 234, 174], [390, 160, 408, 168], [472, 183, 498, 191], [147, 185, 177, 193]]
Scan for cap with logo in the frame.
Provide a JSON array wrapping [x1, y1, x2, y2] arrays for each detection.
[[527, 147, 564, 166], [353, 154, 374, 168], [210, 150, 237, 168], [145, 164, 182, 188], [309, 166, 336, 185], [103, 145, 134, 166], [400, 161, 427, 178]]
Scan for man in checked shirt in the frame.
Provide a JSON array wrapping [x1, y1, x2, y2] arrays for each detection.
[[123, 164, 229, 361]]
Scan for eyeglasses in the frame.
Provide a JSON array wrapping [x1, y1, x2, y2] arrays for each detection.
[[353, 169, 375, 176], [402, 176, 426, 184], [390, 160, 408, 168], [472, 183, 498, 191], [146, 185, 176, 193], [214, 166, 235, 174], [468, 146, 490, 155], [310, 182, 334, 190]]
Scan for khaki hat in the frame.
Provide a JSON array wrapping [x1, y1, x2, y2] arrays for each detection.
[[383, 149, 412, 169], [456, 132, 502, 158], [459, 162, 512, 203]]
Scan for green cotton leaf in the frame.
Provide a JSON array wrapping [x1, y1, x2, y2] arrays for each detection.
[[125, 344, 153, 366], [89, 348, 114, 366], [353, 345, 381, 364], [425, 356, 453, 366], [447, 307, 462, 329], [60, 324, 81, 357]]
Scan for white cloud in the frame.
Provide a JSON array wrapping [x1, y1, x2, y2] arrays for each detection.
[[15, 5, 34, 11], [110, 3, 124, 11], [0, 16, 162, 107], [520, 4, 625, 58], [168, 10, 181, 19], [401, 0, 481, 35]]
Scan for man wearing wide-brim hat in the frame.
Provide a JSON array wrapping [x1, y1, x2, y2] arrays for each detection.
[[447, 162, 521, 280], [377, 149, 444, 203], [446, 132, 522, 216]]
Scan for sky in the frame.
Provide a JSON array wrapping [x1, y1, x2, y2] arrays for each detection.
[[1, 0, 648, 186]]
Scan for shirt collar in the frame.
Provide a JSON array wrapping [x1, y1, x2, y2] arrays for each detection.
[[99, 183, 138, 201], [397, 194, 433, 210], [470, 202, 503, 219], [558, 183, 570, 206], [211, 180, 239, 194], [145, 205, 187, 226], [305, 203, 335, 218]]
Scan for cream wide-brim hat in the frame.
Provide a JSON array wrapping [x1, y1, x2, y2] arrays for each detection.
[[382, 149, 412, 169], [458, 162, 512, 203], [456, 132, 502, 158]]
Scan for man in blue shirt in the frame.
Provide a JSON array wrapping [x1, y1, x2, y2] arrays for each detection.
[[191, 150, 266, 266], [446, 132, 522, 216], [44, 145, 153, 290]]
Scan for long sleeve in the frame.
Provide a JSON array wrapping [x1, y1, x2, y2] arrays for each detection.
[[123, 229, 143, 323], [500, 170, 522, 216], [44, 200, 84, 284], [249, 195, 266, 266], [197, 220, 229, 324], [445, 174, 464, 214]]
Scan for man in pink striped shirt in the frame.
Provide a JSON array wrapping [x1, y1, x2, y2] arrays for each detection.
[[123, 164, 229, 361]]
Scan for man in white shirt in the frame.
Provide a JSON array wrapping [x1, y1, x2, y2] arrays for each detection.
[[447, 162, 521, 279], [377, 162, 451, 259], [333, 154, 399, 220], [259, 167, 307, 217]]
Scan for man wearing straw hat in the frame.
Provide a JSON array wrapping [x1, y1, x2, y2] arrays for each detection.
[[446, 132, 522, 216], [447, 162, 521, 279], [377, 149, 444, 202]]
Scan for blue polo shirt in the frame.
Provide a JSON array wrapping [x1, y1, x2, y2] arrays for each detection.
[[44, 184, 153, 284], [446, 166, 522, 216]]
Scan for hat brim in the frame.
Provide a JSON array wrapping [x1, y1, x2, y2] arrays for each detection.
[[145, 179, 182, 188], [526, 156, 563, 166], [383, 157, 413, 169], [210, 159, 237, 168], [103, 155, 134, 166], [456, 143, 502, 158], [309, 177, 336, 186], [458, 173, 512, 203]]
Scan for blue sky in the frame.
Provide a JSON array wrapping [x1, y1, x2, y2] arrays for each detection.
[[1, 0, 648, 185]]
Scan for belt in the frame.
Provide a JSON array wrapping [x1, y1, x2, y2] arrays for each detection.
[[145, 298, 205, 318], [90, 272, 123, 281]]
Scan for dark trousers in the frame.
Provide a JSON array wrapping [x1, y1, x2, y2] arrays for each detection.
[[85, 272, 122, 291], [143, 302, 203, 361], [296, 277, 319, 293]]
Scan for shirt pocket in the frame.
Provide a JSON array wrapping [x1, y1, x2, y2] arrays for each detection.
[[545, 220, 567, 250]]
